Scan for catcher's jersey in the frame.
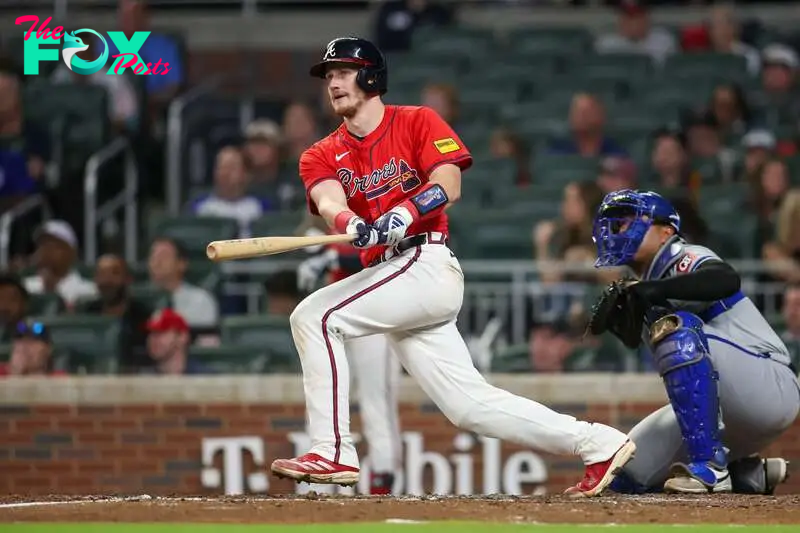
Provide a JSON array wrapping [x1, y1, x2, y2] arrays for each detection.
[[643, 236, 791, 366]]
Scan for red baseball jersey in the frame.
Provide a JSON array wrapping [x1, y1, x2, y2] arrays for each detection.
[[299, 105, 473, 267]]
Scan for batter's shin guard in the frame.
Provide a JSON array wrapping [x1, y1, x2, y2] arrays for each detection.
[[651, 312, 727, 485]]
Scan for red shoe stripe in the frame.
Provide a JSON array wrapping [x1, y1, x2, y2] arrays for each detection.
[[320, 247, 422, 463]]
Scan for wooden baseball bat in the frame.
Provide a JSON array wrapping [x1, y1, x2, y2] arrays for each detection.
[[206, 233, 355, 262]]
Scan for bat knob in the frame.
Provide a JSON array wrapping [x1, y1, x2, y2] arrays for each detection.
[[206, 243, 218, 261]]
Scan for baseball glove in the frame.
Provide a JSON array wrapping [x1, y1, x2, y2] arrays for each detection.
[[586, 278, 647, 349]]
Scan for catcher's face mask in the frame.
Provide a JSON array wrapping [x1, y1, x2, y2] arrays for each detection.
[[592, 191, 655, 268]]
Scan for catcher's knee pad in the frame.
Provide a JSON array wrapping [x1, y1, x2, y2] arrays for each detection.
[[650, 311, 726, 468]]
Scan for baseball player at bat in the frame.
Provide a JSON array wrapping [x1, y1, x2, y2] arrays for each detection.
[[587, 189, 800, 494], [296, 213, 402, 495], [270, 36, 636, 496]]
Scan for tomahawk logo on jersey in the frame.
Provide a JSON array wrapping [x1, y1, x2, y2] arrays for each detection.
[[299, 105, 472, 266]]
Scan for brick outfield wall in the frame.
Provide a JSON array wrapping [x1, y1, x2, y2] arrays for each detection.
[[2, 400, 799, 496]]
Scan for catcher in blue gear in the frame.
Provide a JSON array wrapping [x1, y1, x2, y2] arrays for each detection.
[[588, 189, 799, 494]]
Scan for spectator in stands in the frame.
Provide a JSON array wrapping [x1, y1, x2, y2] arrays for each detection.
[[738, 129, 776, 182], [594, 1, 677, 66], [681, 110, 737, 182], [189, 146, 272, 238], [147, 237, 219, 329], [373, 0, 453, 52], [23, 220, 97, 309], [751, 158, 792, 246], [77, 254, 155, 374], [0, 71, 47, 199], [762, 189, 800, 285], [650, 128, 701, 198], [779, 283, 800, 370], [243, 120, 299, 210], [264, 270, 302, 317], [533, 181, 605, 284], [113, 0, 184, 106], [142, 308, 210, 375], [709, 83, 752, 140], [282, 101, 321, 163], [596, 156, 637, 194], [421, 83, 461, 127], [0, 69, 50, 260], [707, 5, 761, 75], [752, 44, 800, 127], [528, 323, 576, 373], [50, 62, 139, 134], [489, 127, 531, 186], [547, 94, 627, 157], [0, 274, 28, 343], [0, 319, 64, 377], [147, 237, 219, 328]]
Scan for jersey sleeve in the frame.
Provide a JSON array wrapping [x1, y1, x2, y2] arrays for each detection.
[[670, 245, 723, 276], [299, 146, 338, 216], [664, 245, 724, 313], [415, 107, 473, 176]]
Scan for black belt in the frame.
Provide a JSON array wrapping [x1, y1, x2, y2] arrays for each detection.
[[368, 232, 448, 267]]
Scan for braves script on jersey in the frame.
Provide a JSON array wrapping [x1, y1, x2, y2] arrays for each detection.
[[299, 105, 472, 265]]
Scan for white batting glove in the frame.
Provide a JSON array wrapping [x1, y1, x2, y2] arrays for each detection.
[[346, 216, 381, 249], [297, 248, 339, 293], [374, 206, 414, 247]]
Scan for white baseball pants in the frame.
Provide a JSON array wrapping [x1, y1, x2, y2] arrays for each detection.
[[289, 242, 628, 469]]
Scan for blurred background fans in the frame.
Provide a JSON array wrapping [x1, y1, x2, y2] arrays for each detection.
[[0, 0, 799, 377]]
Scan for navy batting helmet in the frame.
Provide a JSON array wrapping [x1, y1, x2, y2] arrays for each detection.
[[309, 37, 388, 95]]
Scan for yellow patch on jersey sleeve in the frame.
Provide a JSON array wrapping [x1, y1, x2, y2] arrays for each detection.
[[433, 137, 460, 154]]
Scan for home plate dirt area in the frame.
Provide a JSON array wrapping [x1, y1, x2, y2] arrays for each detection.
[[1, 494, 800, 524]]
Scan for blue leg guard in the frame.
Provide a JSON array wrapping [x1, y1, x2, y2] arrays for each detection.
[[650, 311, 728, 487]]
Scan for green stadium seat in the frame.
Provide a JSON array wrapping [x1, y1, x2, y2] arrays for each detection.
[[221, 315, 300, 372], [571, 54, 654, 81], [250, 211, 306, 238], [663, 53, 750, 83], [38, 315, 121, 374], [477, 56, 560, 88], [491, 343, 532, 373], [152, 216, 238, 259], [28, 293, 67, 317], [0, 344, 10, 363], [412, 27, 495, 57], [448, 207, 534, 260], [390, 63, 461, 87], [458, 85, 520, 111], [23, 83, 110, 175], [507, 28, 592, 57], [188, 345, 270, 374], [532, 154, 600, 186], [128, 283, 172, 311]]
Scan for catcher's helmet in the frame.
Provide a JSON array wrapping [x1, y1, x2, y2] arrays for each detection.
[[309, 37, 388, 95], [592, 189, 681, 268]]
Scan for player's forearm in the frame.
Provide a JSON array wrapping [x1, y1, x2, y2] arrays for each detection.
[[636, 261, 741, 302]]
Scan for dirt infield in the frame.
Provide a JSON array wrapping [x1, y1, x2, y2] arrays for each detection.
[[1, 494, 800, 525]]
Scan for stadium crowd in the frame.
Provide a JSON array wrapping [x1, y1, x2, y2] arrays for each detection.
[[0, 0, 799, 376]]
